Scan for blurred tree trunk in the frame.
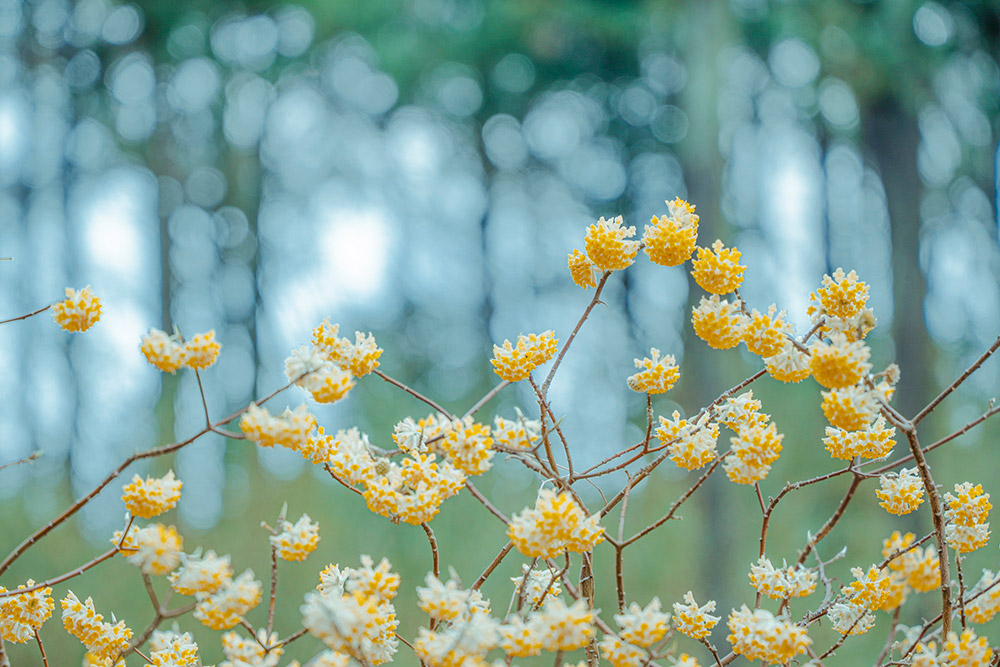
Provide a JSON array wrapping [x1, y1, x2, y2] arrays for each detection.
[[862, 96, 933, 419]]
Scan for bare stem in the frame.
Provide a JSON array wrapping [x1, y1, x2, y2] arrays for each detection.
[[913, 335, 1000, 424], [540, 272, 612, 398], [472, 541, 514, 591], [421, 523, 440, 578], [374, 370, 455, 419], [0, 304, 51, 326], [0, 451, 42, 472], [34, 631, 48, 667]]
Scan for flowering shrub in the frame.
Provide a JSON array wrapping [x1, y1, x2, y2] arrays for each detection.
[[2, 197, 1000, 667]]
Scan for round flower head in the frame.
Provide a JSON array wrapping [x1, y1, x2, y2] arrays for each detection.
[[532, 597, 595, 651], [599, 635, 647, 667], [963, 570, 1000, 624], [643, 198, 699, 267], [821, 385, 878, 430], [183, 330, 221, 370], [568, 249, 598, 288], [626, 348, 679, 394], [121, 470, 182, 519], [748, 557, 816, 601], [614, 597, 670, 647], [239, 403, 317, 451], [813, 268, 869, 320], [141, 328, 186, 373], [0, 580, 54, 643], [743, 305, 793, 358], [945, 482, 992, 527], [763, 341, 811, 383], [876, 468, 925, 515], [114, 523, 184, 576], [827, 601, 875, 636], [823, 416, 896, 460], [490, 330, 558, 382], [655, 411, 719, 471], [149, 629, 200, 666], [51, 286, 101, 332], [729, 422, 783, 469], [690, 240, 745, 295], [194, 570, 262, 630], [844, 565, 890, 609], [941, 628, 993, 666], [808, 332, 871, 389], [270, 514, 321, 561], [169, 550, 233, 596], [308, 365, 355, 404], [672, 592, 719, 640], [691, 295, 748, 349], [584, 215, 639, 271], [493, 409, 541, 451], [508, 489, 605, 558], [726, 606, 812, 663], [61, 591, 133, 661], [440, 419, 494, 476]]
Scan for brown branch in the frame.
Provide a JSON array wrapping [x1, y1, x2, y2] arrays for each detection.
[[465, 481, 509, 524], [472, 541, 514, 591], [0, 380, 297, 577], [421, 523, 440, 578], [796, 476, 863, 566], [267, 545, 279, 638], [623, 457, 722, 545], [373, 370, 455, 419], [272, 628, 308, 651], [0, 303, 51, 326], [34, 630, 48, 667], [900, 425, 952, 637], [0, 451, 42, 472], [462, 380, 510, 418], [913, 335, 1000, 424], [540, 271, 612, 397], [615, 480, 632, 613], [194, 369, 212, 428]]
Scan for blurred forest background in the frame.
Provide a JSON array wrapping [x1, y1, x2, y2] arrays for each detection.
[[2, 0, 1000, 663]]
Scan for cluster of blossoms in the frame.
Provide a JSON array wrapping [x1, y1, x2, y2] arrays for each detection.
[[747, 557, 817, 601], [906, 628, 994, 666], [654, 410, 719, 470], [944, 482, 992, 553], [879, 531, 941, 613], [300, 556, 400, 665], [277, 318, 382, 405], [626, 348, 680, 394], [147, 629, 201, 666], [140, 328, 221, 373], [51, 285, 102, 332], [726, 606, 811, 664], [120, 470, 182, 519], [490, 330, 558, 382], [61, 591, 133, 662], [876, 467, 926, 515], [599, 598, 671, 667], [963, 569, 1000, 624], [270, 513, 321, 562], [718, 391, 784, 485], [0, 581, 54, 644], [508, 489, 605, 558]]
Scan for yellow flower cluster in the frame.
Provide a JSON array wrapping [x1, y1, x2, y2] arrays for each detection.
[[147, 629, 200, 667], [808, 268, 875, 340], [501, 597, 596, 657], [121, 470, 182, 519], [239, 403, 317, 450], [490, 330, 558, 382], [691, 295, 748, 350], [654, 411, 719, 471], [313, 320, 383, 377], [363, 452, 466, 525], [440, 419, 495, 475], [510, 565, 562, 608], [416, 574, 486, 622], [114, 523, 183, 575], [219, 629, 281, 667], [882, 531, 941, 594], [963, 569, 1000, 624], [140, 328, 221, 372], [913, 628, 994, 666], [0, 580, 53, 643], [599, 635, 648, 667], [302, 556, 399, 665], [671, 591, 719, 640], [691, 239, 745, 295], [809, 331, 872, 389], [584, 215, 640, 271], [270, 513, 321, 561], [643, 198, 699, 267], [726, 605, 811, 663], [747, 557, 817, 600], [193, 570, 262, 630], [169, 550, 233, 596], [876, 468, 925, 515], [724, 421, 784, 485], [626, 347, 680, 394], [52, 285, 102, 332], [508, 489, 605, 558], [821, 385, 880, 430], [743, 305, 793, 358], [613, 598, 670, 647], [61, 591, 133, 662], [822, 415, 896, 461], [493, 409, 541, 451], [944, 482, 992, 553]]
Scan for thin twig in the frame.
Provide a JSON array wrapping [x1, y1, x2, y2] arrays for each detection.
[[0, 304, 51, 326], [540, 272, 612, 398], [374, 370, 455, 419], [0, 451, 42, 472], [463, 381, 510, 418], [472, 542, 514, 591], [421, 523, 440, 578], [465, 481, 510, 524], [33, 630, 48, 667], [913, 335, 1000, 424]]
